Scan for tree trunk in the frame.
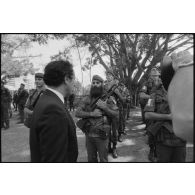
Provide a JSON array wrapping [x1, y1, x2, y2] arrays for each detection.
[[75, 40, 84, 94]]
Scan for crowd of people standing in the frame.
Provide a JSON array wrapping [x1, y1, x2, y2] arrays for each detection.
[[1, 82, 28, 129], [1, 50, 193, 163]]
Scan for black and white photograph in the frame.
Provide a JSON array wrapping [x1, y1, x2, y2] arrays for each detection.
[[1, 1, 195, 195], [1, 33, 194, 163]]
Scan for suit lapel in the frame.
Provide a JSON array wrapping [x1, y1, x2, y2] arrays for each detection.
[[45, 89, 64, 106]]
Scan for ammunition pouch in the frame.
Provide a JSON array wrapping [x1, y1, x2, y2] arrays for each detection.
[[92, 124, 110, 140], [147, 120, 173, 136], [76, 118, 110, 139], [76, 119, 91, 133], [147, 121, 164, 136]]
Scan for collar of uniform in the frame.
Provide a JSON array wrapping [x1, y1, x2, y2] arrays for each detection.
[[46, 86, 64, 104]]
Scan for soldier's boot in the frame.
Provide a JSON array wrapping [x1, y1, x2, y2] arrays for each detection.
[[148, 148, 157, 162], [148, 150, 154, 162], [108, 143, 113, 153], [153, 147, 158, 162], [118, 134, 123, 142], [112, 146, 118, 159], [1, 122, 5, 129], [4, 120, 9, 130], [122, 130, 127, 135]]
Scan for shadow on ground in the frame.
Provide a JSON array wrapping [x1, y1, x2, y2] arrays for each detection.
[[1, 108, 193, 162]]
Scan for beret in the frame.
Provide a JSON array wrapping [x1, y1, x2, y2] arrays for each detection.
[[35, 73, 44, 78], [92, 75, 104, 83]]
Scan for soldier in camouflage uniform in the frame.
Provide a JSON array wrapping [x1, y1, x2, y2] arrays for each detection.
[[76, 75, 119, 162], [24, 73, 45, 128], [126, 93, 132, 120], [1, 80, 12, 130], [13, 91, 18, 111], [104, 70, 126, 157], [139, 68, 162, 161], [144, 77, 186, 162], [119, 84, 130, 133], [139, 68, 161, 124], [17, 83, 29, 123]]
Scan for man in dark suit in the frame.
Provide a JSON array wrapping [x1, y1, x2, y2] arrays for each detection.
[[30, 60, 78, 162]]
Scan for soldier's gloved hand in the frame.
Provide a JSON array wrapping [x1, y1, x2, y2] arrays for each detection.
[[91, 109, 102, 118], [96, 99, 107, 110]]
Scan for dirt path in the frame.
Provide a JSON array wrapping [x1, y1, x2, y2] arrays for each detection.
[[1, 108, 193, 162]]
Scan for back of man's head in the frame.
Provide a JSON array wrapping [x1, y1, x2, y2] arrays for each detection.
[[43, 60, 74, 87]]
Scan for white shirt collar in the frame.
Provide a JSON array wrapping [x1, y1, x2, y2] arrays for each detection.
[[46, 86, 64, 104]]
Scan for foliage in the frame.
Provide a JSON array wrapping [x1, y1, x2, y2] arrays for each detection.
[[28, 34, 68, 45], [1, 54, 35, 76], [72, 79, 82, 95], [1, 34, 31, 55], [82, 84, 91, 96], [25, 33, 193, 102], [73, 34, 193, 93], [50, 47, 73, 61], [1, 34, 36, 77]]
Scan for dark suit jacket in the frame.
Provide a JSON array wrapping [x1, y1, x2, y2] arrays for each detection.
[[30, 89, 78, 162]]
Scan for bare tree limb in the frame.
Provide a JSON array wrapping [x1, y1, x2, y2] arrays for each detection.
[[167, 39, 193, 55], [12, 54, 42, 59], [88, 40, 109, 70]]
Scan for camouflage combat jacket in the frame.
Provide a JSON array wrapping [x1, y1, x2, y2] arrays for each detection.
[[78, 94, 118, 138], [144, 86, 186, 146]]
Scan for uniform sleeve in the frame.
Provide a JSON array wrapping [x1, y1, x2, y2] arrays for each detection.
[[144, 98, 155, 112], [25, 97, 31, 108], [107, 96, 118, 111], [113, 88, 125, 104]]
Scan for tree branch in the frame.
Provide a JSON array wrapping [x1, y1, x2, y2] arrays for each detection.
[[167, 39, 193, 55], [140, 34, 157, 67], [88, 40, 109, 70], [12, 54, 42, 59]]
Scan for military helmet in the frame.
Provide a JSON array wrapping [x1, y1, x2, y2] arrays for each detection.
[[150, 68, 160, 76], [35, 73, 44, 79], [92, 75, 104, 83]]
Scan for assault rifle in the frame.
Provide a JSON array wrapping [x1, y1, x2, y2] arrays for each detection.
[[76, 84, 119, 133]]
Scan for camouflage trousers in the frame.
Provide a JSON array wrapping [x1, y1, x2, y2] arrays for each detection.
[[1, 104, 10, 128], [126, 103, 131, 119], [118, 107, 126, 134], [18, 104, 25, 123], [108, 119, 118, 148]]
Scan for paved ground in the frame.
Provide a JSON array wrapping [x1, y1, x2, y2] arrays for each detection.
[[1, 108, 194, 162]]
